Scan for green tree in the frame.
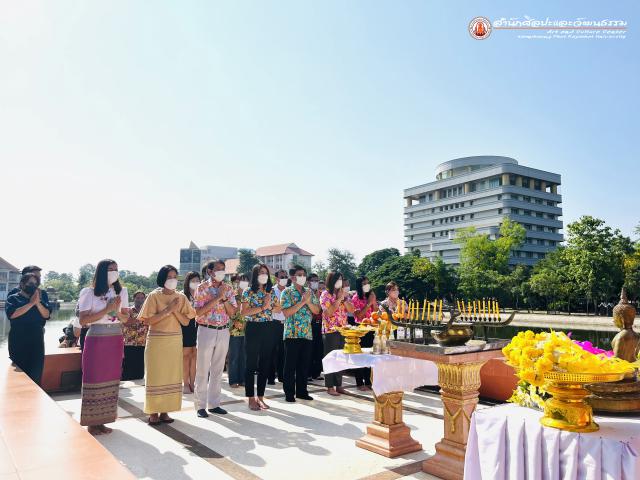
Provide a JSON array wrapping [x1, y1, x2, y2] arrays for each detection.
[[327, 248, 358, 285], [564, 216, 633, 314], [623, 248, 640, 299], [78, 263, 95, 289], [368, 254, 429, 301], [237, 249, 259, 276], [528, 247, 574, 313], [411, 256, 458, 299], [454, 218, 526, 299], [43, 271, 78, 302], [312, 260, 329, 282], [357, 248, 400, 277]]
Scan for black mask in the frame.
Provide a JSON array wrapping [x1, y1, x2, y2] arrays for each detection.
[[24, 284, 37, 295]]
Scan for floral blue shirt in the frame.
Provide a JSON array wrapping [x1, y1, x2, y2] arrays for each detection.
[[241, 288, 274, 322], [280, 286, 318, 340]]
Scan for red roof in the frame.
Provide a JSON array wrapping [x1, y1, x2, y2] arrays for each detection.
[[0, 257, 19, 272], [255, 243, 313, 257]]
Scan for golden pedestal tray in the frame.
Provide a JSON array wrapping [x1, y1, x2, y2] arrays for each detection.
[[337, 326, 376, 354], [540, 371, 628, 433]]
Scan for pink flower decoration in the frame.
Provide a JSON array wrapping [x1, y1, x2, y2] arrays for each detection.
[[573, 340, 614, 357]]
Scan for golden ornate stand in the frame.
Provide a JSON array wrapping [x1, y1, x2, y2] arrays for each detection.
[[389, 343, 506, 480], [355, 390, 422, 457]]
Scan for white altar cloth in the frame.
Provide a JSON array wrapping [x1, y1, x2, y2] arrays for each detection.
[[322, 348, 438, 396], [464, 403, 640, 480]]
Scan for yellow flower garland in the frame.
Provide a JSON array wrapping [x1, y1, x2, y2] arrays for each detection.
[[503, 330, 633, 387]]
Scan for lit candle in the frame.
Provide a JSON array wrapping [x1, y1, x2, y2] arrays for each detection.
[[399, 298, 404, 317], [473, 300, 477, 317], [495, 300, 499, 316], [439, 299, 443, 321], [422, 299, 427, 321], [482, 298, 486, 317], [456, 299, 461, 313], [427, 300, 431, 322]]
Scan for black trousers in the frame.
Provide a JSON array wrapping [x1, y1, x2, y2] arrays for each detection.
[[323, 331, 344, 388], [268, 321, 284, 382], [310, 320, 324, 378], [354, 331, 374, 386], [121, 345, 145, 380], [283, 338, 312, 398], [9, 325, 45, 386], [244, 322, 276, 397], [79, 327, 89, 350]]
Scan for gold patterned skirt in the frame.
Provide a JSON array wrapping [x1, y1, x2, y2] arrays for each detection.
[[144, 330, 183, 414]]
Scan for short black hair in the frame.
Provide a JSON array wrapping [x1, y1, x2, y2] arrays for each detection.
[[133, 290, 146, 299], [20, 272, 40, 288], [157, 265, 178, 288], [308, 273, 319, 281], [275, 269, 288, 278], [21, 265, 42, 275], [291, 264, 306, 275], [206, 260, 225, 271], [182, 271, 200, 300]]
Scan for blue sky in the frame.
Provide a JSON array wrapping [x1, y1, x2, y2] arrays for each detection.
[[1, 1, 638, 276]]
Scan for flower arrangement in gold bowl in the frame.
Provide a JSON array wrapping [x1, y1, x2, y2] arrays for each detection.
[[337, 325, 376, 354], [503, 330, 634, 432]]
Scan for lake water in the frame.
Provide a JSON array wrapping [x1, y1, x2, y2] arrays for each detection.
[[1, 306, 77, 360]]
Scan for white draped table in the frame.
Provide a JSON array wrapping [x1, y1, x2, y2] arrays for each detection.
[[322, 348, 438, 395], [323, 348, 438, 457], [464, 403, 640, 480]]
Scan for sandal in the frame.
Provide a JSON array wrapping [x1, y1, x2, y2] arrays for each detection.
[[159, 414, 174, 424]]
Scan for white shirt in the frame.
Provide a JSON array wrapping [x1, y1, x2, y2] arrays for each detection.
[[272, 285, 286, 322], [78, 286, 129, 325]]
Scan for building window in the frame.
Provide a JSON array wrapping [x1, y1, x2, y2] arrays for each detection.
[[470, 213, 474, 219], [497, 194, 502, 200], [522, 178, 530, 188], [498, 208, 503, 214], [534, 180, 541, 190], [509, 175, 517, 186], [428, 193, 433, 201]]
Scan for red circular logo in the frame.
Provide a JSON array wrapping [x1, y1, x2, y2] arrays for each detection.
[[469, 17, 492, 40]]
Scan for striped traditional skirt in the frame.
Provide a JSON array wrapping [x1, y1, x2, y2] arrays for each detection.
[[80, 323, 124, 426], [144, 330, 183, 414]]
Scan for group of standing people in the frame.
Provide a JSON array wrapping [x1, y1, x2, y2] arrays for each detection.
[[6, 258, 406, 437]]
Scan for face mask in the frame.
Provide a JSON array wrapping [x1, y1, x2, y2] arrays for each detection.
[[334, 280, 343, 290], [107, 270, 119, 285], [310, 281, 319, 290], [214, 271, 225, 282], [164, 278, 178, 291], [189, 281, 199, 290], [258, 274, 269, 285], [239, 281, 249, 290], [362, 284, 371, 293], [134, 299, 145, 309], [296, 276, 307, 286], [24, 284, 37, 295], [343, 286, 350, 293], [278, 278, 288, 287]]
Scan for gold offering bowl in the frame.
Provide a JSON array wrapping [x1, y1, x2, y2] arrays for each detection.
[[338, 326, 376, 354], [431, 325, 474, 347], [540, 371, 628, 432]]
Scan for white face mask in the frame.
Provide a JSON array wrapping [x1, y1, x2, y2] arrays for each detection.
[[334, 280, 343, 290], [214, 271, 225, 282], [189, 281, 199, 291], [164, 278, 178, 291], [310, 281, 319, 290], [107, 270, 119, 285], [296, 276, 307, 286], [258, 273, 269, 285], [343, 286, 350, 293], [362, 284, 371, 293], [278, 278, 288, 287], [238, 281, 249, 290]]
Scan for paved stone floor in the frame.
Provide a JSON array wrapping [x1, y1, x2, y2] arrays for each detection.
[[52, 375, 492, 480]]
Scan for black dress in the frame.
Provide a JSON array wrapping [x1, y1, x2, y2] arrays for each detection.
[[182, 318, 197, 347], [5, 291, 51, 385]]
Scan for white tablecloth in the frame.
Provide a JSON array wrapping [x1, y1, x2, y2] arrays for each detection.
[[322, 348, 438, 396], [464, 403, 640, 480]]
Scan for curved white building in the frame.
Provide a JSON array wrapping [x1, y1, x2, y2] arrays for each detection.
[[404, 156, 563, 265]]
